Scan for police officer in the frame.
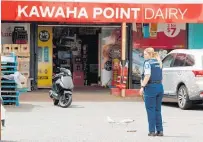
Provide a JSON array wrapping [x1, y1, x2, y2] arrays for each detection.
[[139, 47, 164, 137]]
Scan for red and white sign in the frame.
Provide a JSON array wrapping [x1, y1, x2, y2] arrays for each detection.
[[2, 1, 203, 23], [133, 23, 186, 49], [163, 23, 181, 38]]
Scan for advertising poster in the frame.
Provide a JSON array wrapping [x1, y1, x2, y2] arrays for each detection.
[[37, 26, 53, 88], [132, 23, 187, 86], [1, 23, 30, 44], [100, 27, 121, 87]]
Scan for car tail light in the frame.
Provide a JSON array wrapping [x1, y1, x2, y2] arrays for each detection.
[[200, 92, 203, 98], [192, 70, 203, 77]]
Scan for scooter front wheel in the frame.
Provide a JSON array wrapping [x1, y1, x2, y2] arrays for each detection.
[[58, 94, 72, 108]]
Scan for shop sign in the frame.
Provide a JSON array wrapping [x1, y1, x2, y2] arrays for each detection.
[[2, 1, 203, 23]]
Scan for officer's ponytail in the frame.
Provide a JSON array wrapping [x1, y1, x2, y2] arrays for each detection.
[[153, 52, 162, 68], [144, 47, 162, 68]]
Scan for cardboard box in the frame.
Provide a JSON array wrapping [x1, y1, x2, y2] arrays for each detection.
[[18, 58, 30, 72], [2, 44, 12, 53], [21, 71, 30, 79], [21, 74, 29, 88], [20, 44, 30, 53], [11, 44, 21, 53], [21, 79, 28, 88]]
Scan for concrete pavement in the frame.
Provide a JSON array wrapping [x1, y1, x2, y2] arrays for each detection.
[[2, 102, 203, 142], [19, 88, 143, 102]]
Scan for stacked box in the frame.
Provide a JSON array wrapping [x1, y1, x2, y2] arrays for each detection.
[[21, 74, 29, 88], [1, 44, 31, 92], [21, 71, 30, 78], [2, 44, 30, 54], [18, 58, 30, 72], [20, 44, 30, 53], [20, 71, 30, 88], [3, 44, 12, 53], [11, 44, 21, 53]]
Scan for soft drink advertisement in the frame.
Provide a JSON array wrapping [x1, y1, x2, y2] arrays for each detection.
[[132, 23, 187, 86], [100, 27, 121, 87]]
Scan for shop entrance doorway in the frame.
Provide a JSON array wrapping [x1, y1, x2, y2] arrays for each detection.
[[52, 26, 100, 87], [78, 34, 98, 85], [37, 25, 123, 89]]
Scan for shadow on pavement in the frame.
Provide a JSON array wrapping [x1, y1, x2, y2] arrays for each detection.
[[4, 103, 42, 112], [190, 104, 203, 111], [162, 102, 179, 108], [69, 105, 85, 108], [162, 102, 203, 111], [163, 135, 191, 138]]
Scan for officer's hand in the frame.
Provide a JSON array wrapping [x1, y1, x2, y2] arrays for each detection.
[[139, 88, 144, 96]]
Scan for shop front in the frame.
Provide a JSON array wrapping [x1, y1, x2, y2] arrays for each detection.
[[2, 0, 202, 95]]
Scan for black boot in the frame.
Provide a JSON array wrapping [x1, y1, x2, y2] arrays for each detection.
[[156, 131, 164, 136], [148, 132, 156, 136]]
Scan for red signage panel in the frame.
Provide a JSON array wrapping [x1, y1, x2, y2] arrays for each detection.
[[2, 1, 203, 23]]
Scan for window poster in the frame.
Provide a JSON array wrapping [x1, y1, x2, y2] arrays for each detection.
[[37, 26, 53, 88], [132, 23, 187, 88]]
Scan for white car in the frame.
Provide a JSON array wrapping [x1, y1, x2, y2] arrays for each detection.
[[162, 49, 203, 110]]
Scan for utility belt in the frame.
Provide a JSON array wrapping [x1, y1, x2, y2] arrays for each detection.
[[148, 80, 162, 84]]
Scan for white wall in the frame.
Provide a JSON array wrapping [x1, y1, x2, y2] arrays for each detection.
[[1, 23, 30, 44]]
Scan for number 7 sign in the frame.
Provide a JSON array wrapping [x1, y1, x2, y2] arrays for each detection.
[[164, 23, 181, 38]]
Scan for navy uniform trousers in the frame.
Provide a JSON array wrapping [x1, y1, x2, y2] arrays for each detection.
[[144, 83, 164, 133]]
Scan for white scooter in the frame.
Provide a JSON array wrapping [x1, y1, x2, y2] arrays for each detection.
[[49, 67, 74, 108]]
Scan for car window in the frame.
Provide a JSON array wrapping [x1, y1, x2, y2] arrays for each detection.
[[162, 54, 175, 68], [184, 54, 195, 66], [172, 53, 187, 67]]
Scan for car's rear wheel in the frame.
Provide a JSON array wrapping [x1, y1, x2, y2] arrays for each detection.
[[177, 85, 192, 110]]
